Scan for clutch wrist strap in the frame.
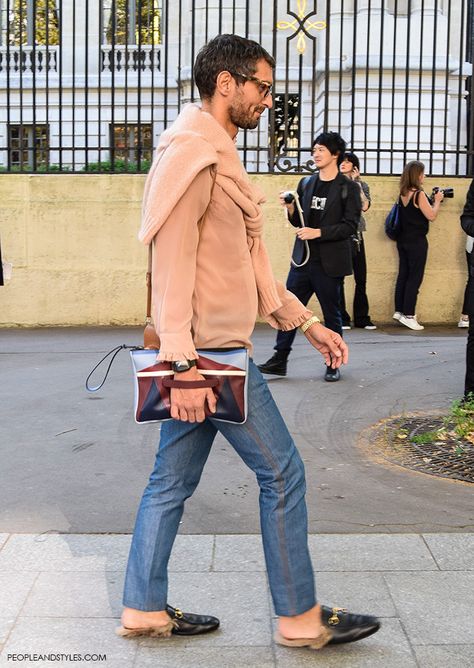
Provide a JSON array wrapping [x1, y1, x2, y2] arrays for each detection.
[[300, 315, 320, 333], [163, 378, 218, 389]]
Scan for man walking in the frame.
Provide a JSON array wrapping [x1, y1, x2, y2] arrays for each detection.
[[258, 132, 360, 382], [118, 34, 380, 651]]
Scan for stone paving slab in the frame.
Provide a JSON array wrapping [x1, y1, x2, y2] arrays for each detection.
[[0, 573, 37, 618], [214, 535, 265, 571], [0, 535, 130, 572], [0, 619, 15, 648], [423, 533, 474, 570], [273, 618, 415, 667], [413, 644, 474, 667], [134, 645, 275, 668], [0, 534, 214, 573], [384, 572, 474, 644], [21, 572, 124, 619], [0, 618, 136, 668], [308, 534, 438, 571]]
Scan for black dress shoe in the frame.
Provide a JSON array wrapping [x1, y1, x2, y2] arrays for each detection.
[[258, 351, 289, 376], [166, 605, 220, 636], [324, 366, 340, 382], [321, 606, 381, 644]]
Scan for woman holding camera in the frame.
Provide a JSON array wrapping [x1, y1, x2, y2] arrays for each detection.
[[393, 160, 444, 330]]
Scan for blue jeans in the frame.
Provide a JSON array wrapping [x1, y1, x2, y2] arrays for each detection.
[[123, 361, 316, 616]]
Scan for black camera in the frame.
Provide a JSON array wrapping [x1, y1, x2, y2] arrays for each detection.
[[283, 191, 295, 204], [432, 186, 454, 199]]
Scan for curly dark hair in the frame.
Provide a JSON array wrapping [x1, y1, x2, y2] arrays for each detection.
[[194, 34, 275, 100], [312, 132, 347, 165]]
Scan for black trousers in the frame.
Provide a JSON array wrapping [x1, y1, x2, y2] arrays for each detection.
[[464, 270, 474, 397], [274, 259, 343, 353], [465, 318, 474, 397], [394, 237, 428, 316], [340, 235, 371, 327], [462, 251, 470, 315]]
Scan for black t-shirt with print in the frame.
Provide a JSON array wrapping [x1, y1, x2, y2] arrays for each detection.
[[307, 178, 334, 260]]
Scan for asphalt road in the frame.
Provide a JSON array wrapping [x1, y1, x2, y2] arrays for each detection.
[[0, 325, 472, 534]]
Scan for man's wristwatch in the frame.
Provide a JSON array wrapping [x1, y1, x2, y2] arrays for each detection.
[[172, 359, 197, 373]]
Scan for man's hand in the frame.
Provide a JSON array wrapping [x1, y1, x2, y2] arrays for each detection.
[[296, 227, 321, 240], [303, 322, 348, 368], [170, 367, 217, 423], [279, 190, 295, 216]]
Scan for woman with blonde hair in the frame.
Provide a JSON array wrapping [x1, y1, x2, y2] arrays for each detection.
[[393, 160, 444, 330]]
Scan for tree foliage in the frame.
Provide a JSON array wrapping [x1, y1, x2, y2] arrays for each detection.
[[9, 0, 59, 46], [106, 0, 161, 45]]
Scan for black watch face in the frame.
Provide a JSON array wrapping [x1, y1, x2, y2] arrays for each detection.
[[173, 360, 192, 372]]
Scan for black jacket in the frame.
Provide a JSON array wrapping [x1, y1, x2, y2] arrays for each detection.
[[289, 172, 361, 277], [460, 179, 474, 314]]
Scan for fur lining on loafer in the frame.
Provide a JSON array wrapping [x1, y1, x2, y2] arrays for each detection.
[[274, 626, 332, 650], [116, 620, 177, 638]]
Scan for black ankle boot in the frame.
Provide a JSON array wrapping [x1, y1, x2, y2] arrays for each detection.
[[257, 351, 289, 376]]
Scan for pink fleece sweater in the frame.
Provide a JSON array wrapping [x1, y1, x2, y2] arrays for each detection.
[[140, 105, 311, 360]]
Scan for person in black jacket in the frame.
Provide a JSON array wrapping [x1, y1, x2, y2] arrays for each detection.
[[460, 179, 474, 398], [339, 152, 376, 330], [258, 132, 361, 381]]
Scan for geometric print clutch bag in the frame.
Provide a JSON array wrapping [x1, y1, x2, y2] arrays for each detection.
[[130, 347, 249, 424]]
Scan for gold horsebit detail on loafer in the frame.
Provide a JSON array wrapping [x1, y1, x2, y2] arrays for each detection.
[[328, 607, 348, 625], [173, 608, 184, 619]]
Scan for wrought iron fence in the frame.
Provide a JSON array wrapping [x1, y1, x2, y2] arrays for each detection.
[[0, 0, 473, 175]]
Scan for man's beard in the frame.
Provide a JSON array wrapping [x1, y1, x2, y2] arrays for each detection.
[[229, 98, 263, 130]]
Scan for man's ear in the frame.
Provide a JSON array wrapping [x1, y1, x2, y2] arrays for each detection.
[[215, 70, 235, 98]]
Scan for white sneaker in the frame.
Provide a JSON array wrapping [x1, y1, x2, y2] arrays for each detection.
[[393, 311, 402, 321], [364, 324, 377, 330], [399, 315, 424, 331], [342, 324, 352, 330], [458, 316, 469, 328]]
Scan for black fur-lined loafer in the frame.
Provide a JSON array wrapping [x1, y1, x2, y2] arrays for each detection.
[[166, 605, 220, 636], [322, 606, 381, 644]]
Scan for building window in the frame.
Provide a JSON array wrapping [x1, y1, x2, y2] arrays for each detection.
[[9, 125, 49, 169], [110, 123, 152, 163], [1, 0, 60, 47], [103, 0, 161, 45], [386, 1, 409, 15], [273, 93, 300, 158]]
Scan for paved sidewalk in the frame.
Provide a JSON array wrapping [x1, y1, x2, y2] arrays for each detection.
[[0, 532, 473, 667]]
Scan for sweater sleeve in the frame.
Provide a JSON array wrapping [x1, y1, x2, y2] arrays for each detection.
[[151, 168, 213, 361], [263, 281, 313, 331]]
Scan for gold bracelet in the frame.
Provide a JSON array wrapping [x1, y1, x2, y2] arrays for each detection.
[[300, 315, 320, 333]]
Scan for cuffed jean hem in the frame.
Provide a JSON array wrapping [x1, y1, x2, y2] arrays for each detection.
[[273, 596, 318, 618], [122, 598, 168, 612]]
